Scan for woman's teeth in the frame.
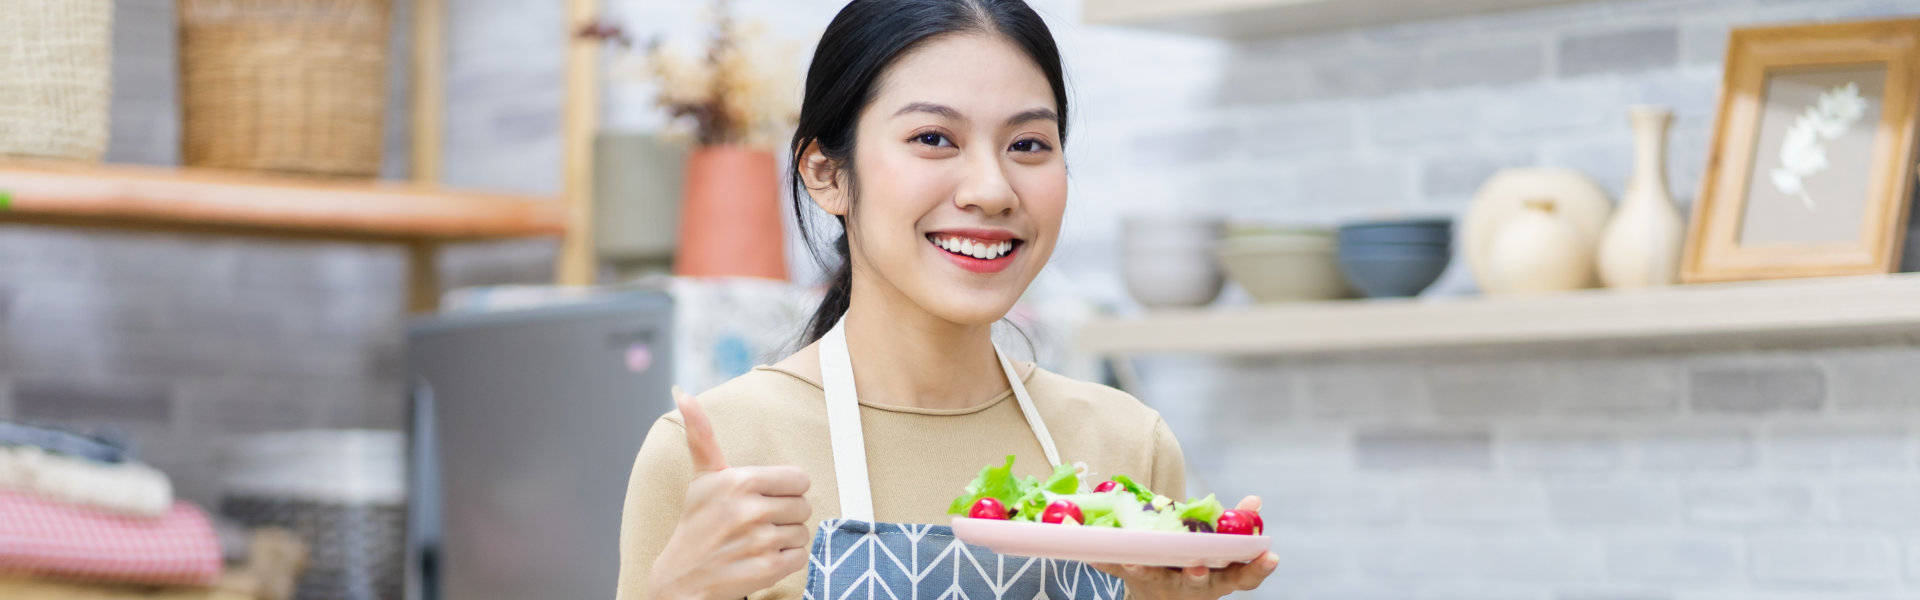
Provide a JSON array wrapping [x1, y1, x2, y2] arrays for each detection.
[[933, 235, 1014, 260]]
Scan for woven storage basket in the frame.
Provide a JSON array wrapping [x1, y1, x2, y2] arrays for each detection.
[[179, 0, 390, 177], [0, 0, 114, 161]]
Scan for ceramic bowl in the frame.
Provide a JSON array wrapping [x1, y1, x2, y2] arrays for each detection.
[[1337, 218, 1455, 246], [1215, 235, 1353, 303], [1336, 252, 1451, 298], [1334, 242, 1454, 261], [1121, 248, 1226, 308]]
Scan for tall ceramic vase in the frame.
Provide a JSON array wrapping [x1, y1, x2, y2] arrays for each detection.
[[674, 145, 789, 280], [1596, 106, 1685, 288]]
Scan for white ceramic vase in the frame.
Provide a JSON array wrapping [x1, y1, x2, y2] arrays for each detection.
[[1597, 106, 1686, 288], [1486, 199, 1595, 294]]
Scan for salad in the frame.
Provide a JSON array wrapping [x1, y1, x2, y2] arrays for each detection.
[[947, 456, 1263, 535]]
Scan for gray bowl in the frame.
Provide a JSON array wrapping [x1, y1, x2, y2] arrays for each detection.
[[1336, 254, 1451, 298], [1338, 218, 1454, 246], [1336, 243, 1453, 261]]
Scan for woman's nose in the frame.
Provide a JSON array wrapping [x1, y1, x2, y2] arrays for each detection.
[[954, 153, 1018, 215]]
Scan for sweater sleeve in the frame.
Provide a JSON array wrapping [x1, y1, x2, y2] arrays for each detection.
[[1145, 417, 1188, 501], [615, 413, 693, 600]]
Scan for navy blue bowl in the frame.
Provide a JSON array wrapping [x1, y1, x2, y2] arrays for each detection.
[[1336, 243, 1453, 261], [1338, 218, 1454, 246], [1337, 254, 1450, 298], [1339, 227, 1453, 246]]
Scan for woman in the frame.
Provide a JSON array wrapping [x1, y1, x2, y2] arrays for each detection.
[[616, 1, 1279, 598]]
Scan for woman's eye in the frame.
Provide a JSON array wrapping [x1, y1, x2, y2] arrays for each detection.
[[1010, 139, 1052, 153], [914, 133, 952, 147]]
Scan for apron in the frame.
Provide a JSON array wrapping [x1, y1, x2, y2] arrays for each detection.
[[801, 319, 1126, 600]]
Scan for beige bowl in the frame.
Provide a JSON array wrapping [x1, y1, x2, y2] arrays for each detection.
[[1216, 235, 1354, 303]]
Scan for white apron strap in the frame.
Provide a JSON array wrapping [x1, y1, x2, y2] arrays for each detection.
[[997, 346, 1063, 468], [818, 320, 875, 522], [819, 318, 1063, 523]]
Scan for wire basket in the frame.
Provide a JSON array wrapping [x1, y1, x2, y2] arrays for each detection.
[[179, 0, 391, 177], [0, 0, 114, 161]]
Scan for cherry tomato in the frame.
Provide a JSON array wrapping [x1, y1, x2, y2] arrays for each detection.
[[968, 497, 1009, 520], [1216, 510, 1260, 535], [1093, 480, 1121, 493], [1040, 500, 1084, 525]]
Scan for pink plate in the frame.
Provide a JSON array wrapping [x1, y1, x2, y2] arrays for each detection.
[[950, 518, 1272, 569]]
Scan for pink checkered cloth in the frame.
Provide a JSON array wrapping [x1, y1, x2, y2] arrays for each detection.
[[0, 489, 222, 586]]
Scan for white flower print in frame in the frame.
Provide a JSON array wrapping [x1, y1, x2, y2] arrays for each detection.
[[1768, 81, 1868, 210], [1738, 65, 1887, 248]]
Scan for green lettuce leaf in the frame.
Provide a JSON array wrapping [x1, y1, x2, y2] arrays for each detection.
[[1110, 474, 1154, 504], [947, 455, 1021, 515], [1174, 493, 1226, 526]]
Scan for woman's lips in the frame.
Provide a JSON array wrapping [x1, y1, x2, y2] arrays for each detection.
[[928, 233, 1021, 274]]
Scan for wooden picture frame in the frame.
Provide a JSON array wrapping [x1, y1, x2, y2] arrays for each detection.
[[1682, 18, 1920, 283]]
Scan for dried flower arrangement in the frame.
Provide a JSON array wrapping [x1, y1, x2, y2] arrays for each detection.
[[580, 0, 801, 151]]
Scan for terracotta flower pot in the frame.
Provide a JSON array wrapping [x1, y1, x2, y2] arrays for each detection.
[[673, 145, 789, 280]]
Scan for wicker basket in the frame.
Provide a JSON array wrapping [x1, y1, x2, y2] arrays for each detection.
[[0, 0, 114, 161], [179, 0, 390, 177]]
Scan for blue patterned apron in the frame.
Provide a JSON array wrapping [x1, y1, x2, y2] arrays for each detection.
[[802, 319, 1125, 600]]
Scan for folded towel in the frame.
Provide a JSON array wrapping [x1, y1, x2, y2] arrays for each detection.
[[0, 489, 223, 587], [0, 445, 172, 517]]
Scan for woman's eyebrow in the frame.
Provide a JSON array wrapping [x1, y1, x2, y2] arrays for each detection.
[[1005, 108, 1058, 128], [894, 102, 964, 122]]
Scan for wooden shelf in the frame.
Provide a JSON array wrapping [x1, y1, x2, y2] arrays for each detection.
[[1078, 274, 1920, 356], [1083, 0, 1596, 38], [0, 161, 566, 242]]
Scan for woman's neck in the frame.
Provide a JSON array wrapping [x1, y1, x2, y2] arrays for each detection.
[[836, 279, 1010, 411]]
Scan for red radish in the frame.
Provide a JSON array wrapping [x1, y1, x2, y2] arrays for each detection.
[[1249, 511, 1264, 534], [1216, 510, 1260, 535], [968, 497, 1009, 520], [1093, 480, 1121, 493], [1040, 500, 1084, 525]]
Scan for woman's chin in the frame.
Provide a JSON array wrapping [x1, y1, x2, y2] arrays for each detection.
[[920, 295, 1023, 328]]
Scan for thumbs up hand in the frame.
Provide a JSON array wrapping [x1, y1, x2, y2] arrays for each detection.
[[648, 388, 814, 599]]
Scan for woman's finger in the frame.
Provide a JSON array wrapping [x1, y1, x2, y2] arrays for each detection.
[[773, 523, 812, 551], [1224, 551, 1280, 591], [1181, 565, 1210, 588], [1234, 495, 1262, 512], [759, 495, 813, 526], [675, 387, 731, 474], [735, 465, 812, 497]]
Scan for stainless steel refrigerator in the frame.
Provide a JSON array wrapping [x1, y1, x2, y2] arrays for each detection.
[[405, 292, 675, 600]]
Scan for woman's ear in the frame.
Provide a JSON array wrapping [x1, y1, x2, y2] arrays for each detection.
[[798, 141, 850, 216]]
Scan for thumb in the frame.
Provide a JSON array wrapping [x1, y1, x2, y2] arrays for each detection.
[[674, 386, 729, 473], [1235, 495, 1262, 512]]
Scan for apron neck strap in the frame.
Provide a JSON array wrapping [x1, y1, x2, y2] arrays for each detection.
[[819, 318, 1062, 522]]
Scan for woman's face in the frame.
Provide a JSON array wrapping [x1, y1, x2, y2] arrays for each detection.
[[808, 33, 1067, 327]]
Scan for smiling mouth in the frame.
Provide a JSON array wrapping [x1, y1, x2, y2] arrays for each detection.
[[927, 233, 1023, 261]]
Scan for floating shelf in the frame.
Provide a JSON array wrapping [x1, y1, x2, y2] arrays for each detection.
[[1083, 0, 1596, 38], [1078, 274, 1920, 356], [0, 161, 566, 242]]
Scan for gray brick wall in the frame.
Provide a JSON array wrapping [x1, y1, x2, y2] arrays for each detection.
[[1135, 342, 1920, 599]]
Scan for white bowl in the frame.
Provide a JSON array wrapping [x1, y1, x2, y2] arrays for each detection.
[[1121, 249, 1225, 308], [1216, 237, 1354, 303]]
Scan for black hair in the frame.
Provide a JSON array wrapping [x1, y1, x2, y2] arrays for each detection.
[[788, 0, 1070, 346]]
